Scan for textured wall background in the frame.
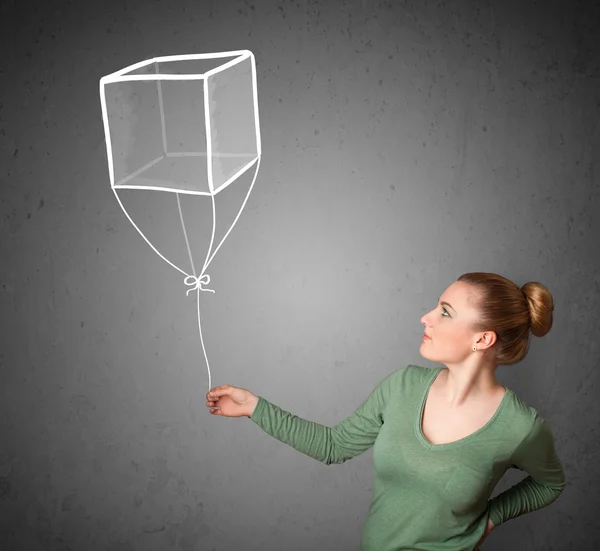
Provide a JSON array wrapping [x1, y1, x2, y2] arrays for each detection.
[[1, 0, 599, 549]]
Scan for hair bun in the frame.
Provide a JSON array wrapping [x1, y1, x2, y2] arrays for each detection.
[[521, 282, 554, 337]]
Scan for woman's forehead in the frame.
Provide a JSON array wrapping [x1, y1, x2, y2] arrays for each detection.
[[440, 282, 479, 308]]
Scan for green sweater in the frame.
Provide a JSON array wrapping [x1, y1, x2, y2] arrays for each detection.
[[249, 365, 565, 551]]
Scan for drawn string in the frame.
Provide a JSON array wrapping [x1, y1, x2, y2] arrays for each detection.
[[112, 156, 260, 394], [174, 156, 261, 394]]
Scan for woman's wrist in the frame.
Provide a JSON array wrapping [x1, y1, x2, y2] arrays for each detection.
[[247, 395, 259, 418]]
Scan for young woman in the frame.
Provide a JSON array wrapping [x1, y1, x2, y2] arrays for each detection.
[[205, 272, 566, 551]]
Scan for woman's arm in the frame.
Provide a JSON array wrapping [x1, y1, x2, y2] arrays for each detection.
[[487, 414, 566, 527], [248, 368, 403, 465]]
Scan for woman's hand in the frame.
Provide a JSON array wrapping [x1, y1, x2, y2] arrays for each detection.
[[474, 517, 495, 549], [206, 385, 260, 418]]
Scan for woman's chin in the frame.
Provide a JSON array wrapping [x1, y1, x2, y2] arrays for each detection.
[[419, 342, 435, 360]]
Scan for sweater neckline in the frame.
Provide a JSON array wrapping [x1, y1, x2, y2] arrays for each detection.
[[415, 367, 511, 451]]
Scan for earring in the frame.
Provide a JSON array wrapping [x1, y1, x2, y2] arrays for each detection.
[[472, 346, 477, 352]]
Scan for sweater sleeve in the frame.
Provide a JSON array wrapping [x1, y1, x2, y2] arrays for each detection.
[[487, 414, 566, 527], [249, 368, 402, 465]]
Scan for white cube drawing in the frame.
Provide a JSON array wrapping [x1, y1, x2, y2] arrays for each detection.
[[99, 51, 261, 196]]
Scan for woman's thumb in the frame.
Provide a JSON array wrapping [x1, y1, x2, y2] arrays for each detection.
[[207, 385, 229, 399]]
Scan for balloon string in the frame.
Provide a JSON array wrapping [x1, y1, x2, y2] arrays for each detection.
[[184, 278, 214, 394], [178, 158, 260, 394]]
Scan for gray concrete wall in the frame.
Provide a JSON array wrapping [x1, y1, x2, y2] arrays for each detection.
[[1, 0, 599, 549]]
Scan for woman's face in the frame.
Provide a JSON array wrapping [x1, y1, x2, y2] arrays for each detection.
[[420, 281, 484, 364]]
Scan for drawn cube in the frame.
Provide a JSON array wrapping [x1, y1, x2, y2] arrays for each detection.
[[99, 51, 261, 196]]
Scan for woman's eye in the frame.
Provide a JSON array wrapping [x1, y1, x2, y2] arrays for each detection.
[[441, 307, 449, 317]]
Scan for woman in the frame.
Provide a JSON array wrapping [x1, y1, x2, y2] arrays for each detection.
[[205, 272, 566, 551]]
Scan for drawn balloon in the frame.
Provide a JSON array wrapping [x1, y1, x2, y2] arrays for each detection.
[[99, 50, 262, 392]]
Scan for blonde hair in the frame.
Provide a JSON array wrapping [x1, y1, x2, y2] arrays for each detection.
[[457, 272, 554, 365]]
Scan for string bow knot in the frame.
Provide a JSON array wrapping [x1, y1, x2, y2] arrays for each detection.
[[184, 273, 215, 295]]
